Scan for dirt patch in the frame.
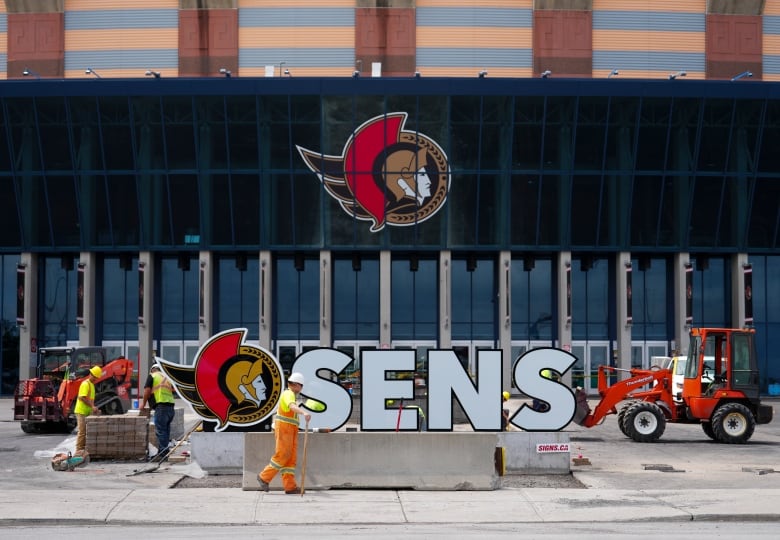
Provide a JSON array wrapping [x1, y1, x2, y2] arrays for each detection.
[[500, 473, 586, 489]]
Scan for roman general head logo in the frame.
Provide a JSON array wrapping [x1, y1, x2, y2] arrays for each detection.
[[297, 112, 450, 232], [157, 328, 284, 431]]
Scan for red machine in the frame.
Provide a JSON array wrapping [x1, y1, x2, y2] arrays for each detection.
[[13, 346, 134, 434], [574, 328, 773, 444]]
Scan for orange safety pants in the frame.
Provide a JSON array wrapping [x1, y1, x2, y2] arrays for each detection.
[[259, 421, 299, 491]]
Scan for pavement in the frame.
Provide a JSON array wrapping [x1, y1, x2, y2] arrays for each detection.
[[2, 397, 780, 526]]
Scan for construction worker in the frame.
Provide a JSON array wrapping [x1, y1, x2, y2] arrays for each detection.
[[257, 372, 311, 494], [140, 365, 176, 460], [502, 391, 511, 431], [74, 365, 102, 453]]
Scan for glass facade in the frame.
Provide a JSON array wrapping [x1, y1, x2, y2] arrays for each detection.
[[2, 79, 779, 252], [1, 77, 779, 395]]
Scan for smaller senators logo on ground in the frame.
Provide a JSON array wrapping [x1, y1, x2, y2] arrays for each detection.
[[157, 329, 284, 431], [297, 112, 451, 232]]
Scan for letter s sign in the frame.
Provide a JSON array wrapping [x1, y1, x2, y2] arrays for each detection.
[[510, 348, 577, 432]]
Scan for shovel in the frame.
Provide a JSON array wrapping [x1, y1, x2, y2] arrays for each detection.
[[127, 420, 202, 476]]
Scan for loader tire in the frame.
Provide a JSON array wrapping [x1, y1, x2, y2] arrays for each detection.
[[701, 422, 716, 441], [617, 402, 636, 437], [98, 394, 123, 416], [711, 402, 755, 444], [624, 402, 666, 442], [60, 417, 77, 434]]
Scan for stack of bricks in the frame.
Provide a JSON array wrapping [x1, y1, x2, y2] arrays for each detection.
[[86, 415, 149, 459]]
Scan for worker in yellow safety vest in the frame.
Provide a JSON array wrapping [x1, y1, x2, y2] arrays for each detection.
[[74, 365, 102, 453], [257, 372, 311, 494], [141, 365, 176, 460]]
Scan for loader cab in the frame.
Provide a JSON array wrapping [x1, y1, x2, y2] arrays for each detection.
[[682, 328, 760, 402], [38, 347, 108, 381]]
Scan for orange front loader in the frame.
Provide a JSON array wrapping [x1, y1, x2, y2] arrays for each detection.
[[573, 328, 773, 444], [14, 346, 134, 434]]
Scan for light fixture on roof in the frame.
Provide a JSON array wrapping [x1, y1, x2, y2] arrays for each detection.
[[278, 61, 286, 78], [414, 71, 421, 78], [22, 67, 41, 79], [284, 69, 291, 77], [668, 70, 687, 80], [85, 67, 102, 79], [731, 71, 753, 82], [478, 70, 488, 78], [219, 68, 231, 78], [608, 69, 619, 78], [540, 70, 552, 78], [145, 70, 161, 79]]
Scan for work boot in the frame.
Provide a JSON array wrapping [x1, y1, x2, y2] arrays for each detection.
[[257, 474, 269, 492], [284, 487, 301, 494]]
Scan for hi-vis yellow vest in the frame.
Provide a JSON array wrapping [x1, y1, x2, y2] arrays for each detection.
[[73, 380, 95, 416], [152, 372, 175, 404]]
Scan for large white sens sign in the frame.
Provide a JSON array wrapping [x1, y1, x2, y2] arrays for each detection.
[[293, 347, 578, 432]]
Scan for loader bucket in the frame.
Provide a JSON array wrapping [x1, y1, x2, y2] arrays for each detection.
[[572, 387, 591, 426]]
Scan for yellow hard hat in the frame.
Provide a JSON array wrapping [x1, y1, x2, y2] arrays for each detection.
[[89, 366, 103, 378], [502, 391, 510, 401]]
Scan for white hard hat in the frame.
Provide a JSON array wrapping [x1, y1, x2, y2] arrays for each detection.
[[288, 372, 305, 385]]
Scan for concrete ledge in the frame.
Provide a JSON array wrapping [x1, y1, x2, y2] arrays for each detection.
[[192, 430, 573, 478], [498, 431, 571, 474], [242, 432, 500, 491], [191, 432, 244, 474]]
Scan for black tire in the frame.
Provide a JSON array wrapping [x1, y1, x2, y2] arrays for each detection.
[[98, 395, 123, 415], [61, 417, 77, 434], [617, 402, 636, 437], [701, 422, 716, 440], [711, 402, 755, 444], [624, 402, 666, 442], [20, 422, 35, 434]]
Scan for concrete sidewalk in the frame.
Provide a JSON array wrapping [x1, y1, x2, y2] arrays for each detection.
[[3, 397, 780, 526], [1, 487, 780, 525]]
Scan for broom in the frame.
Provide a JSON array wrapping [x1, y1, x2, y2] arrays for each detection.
[[300, 418, 310, 496]]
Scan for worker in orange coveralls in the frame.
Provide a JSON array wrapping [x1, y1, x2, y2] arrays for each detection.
[[256, 372, 311, 494]]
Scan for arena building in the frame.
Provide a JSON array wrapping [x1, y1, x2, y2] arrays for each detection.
[[0, 1, 778, 396]]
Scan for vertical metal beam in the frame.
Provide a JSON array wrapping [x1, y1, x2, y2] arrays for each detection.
[[380, 250, 391, 347], [556, 251, 573, 387], [138, 251, 155, 379], [78, 251, 97, 346], [198, 251, 214, 344], [615, 252, 632, 376], [498, 251, 512, 391], [319, 250, 332, 347], [259, 250, 272, 349], [439, 250, 451, 349]]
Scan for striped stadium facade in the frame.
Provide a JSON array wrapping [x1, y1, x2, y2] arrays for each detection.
[[1, 0, 776, 81]]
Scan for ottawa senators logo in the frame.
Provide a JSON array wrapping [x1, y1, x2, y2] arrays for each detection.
[[297, 112, 450, 232], [157, 329, 284, 431]]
